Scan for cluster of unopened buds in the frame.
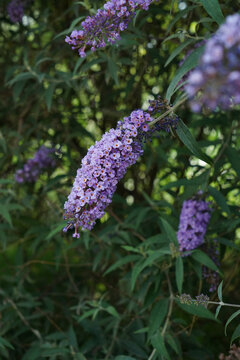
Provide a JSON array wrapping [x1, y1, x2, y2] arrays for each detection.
[[178, 293, 209, 308]]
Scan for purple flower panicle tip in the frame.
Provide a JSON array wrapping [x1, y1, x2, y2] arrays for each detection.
[[15, 146, 56, 184], [65, 0, 153, 57], [177, 198, 212, 253], [63, 110, 153, 237], [186, 14, 240, 112], [7, 0, 25, 23]]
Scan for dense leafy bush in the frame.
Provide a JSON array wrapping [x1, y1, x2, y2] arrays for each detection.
[[0, 0, 240, 359]]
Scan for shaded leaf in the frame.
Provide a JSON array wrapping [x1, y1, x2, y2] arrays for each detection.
[[208, 186, 231, 215], [176, 119, 212, 164], [199, 0, 224, 25], [166, 46, 204, 101], [192, 250, 219, 273], [151, 332, 170, 360], [225, 310, 240, 336], [176, 256, 184, 294], [148, 299, 169, 337], [231, 324, 240, 345]]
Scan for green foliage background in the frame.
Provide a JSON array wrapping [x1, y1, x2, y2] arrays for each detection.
[[0, 0, 240, 358]]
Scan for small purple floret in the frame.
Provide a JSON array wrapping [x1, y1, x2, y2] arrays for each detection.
[[177, 198, 212, 253]]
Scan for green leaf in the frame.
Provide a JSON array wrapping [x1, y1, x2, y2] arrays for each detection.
[[45, 84, 55, 111], [166, 5, 198, 33], [176, 256, 184, 294], [151, 332, 170, 360], [115, 356, 136, 360], [192, 250, 219, 273], [73, 57, 86, 76], [164, 39, 195, 67], [148, 299, 169, 337], [54, 16, 85, 39], [108, 58, 119, 85], [208, 186, 231, 215], [0, 336, 14, 350], [46, 221, 66, 240], [177, 301, 218, 321], [216, 237, 240, 250], [40, 348, 69, 356], [160, 217, 178, 245], [199, 0, 224, 25], [215, 305, 222, 319], [231, 324, 240, 345], [67, 326, 79, 351], [217, 281, 223, 302], [176, 119, 212, 165], [225, 310, 240, 336], [131, 252, 164, 291], [0, 205, 13, 227], [166, 334, 181, 355], [8, 72, 36, 86], [226, 147, 240, 177], [104, 305, 120, 319], [166, 46, 204, 101]]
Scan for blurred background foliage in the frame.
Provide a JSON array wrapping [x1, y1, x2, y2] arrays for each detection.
[[0, 0, 240, 358]]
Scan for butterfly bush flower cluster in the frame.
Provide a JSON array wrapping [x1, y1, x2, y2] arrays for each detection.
[[202, 239, 220, 292], [177, 198, 212, 253], [63, 110, 153, 237], [15, 146, 56, 184], [7, 0, 25, 23], [65, 0, 152, 57], [186, 14, 240, 112]]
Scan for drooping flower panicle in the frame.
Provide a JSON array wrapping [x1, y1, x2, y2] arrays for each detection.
[[177, 198, 212, 253], [15, 146, 56, 183], [7, 0, 25, 23], [63, 110, 153, 237], [186, 14, 240, 112], [65, 0, 153, 57]]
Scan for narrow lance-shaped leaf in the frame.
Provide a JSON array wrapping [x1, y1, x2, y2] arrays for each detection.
[[208, 186, 231, 215], [199, 0, 224, 25], [176, 119, 213, 165], [166, 46, 204, 101], [176, 256, 184, 294], [225, 310, 240, 336], [231, 324, 240, 345], [217, 281, 223, 302]]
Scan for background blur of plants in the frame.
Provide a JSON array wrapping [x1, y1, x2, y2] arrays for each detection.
[[0, 0, 240, 359]]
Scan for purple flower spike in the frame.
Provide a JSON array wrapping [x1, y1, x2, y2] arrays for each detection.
[[7, 0, 25, 23], [177, 198, 212, 253], [185, 14, 240, 112], [63, 110, 153, 237], [15, 146, 56, 184], [65, 0, 153, 57]]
